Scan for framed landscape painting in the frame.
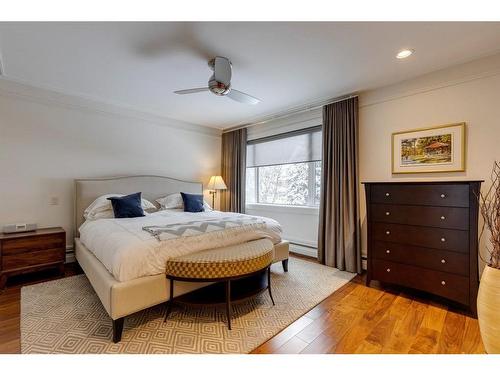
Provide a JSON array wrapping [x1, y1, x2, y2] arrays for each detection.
[[392, 123, 466, 174]]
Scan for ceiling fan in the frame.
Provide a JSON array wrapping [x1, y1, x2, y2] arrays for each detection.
[[174, 56, 260, 105]]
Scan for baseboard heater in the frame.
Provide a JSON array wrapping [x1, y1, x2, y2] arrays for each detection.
[[288, 241, 317, 258]]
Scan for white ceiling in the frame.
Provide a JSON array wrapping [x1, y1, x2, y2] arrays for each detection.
[[1, 22, 500, 129]]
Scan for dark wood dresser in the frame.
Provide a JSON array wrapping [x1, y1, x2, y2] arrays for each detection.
[[363, 181, 482, 315], [0, 227, 66, 289]]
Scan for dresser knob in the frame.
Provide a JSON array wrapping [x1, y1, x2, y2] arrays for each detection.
[[441, 280, 446, 286], [386, 249, 391, 254], [440, 216, 446, 220], [386, 230, 391, 235], [440, 193, 446, 198], [385, 192, 390, 197], [386, 268, 391, 273], [385, 211, 390, 216], [441, 237, 446, 242], [441, 259, 446, 264]]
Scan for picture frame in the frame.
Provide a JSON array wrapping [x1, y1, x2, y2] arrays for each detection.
[[391, 122, 466, 174]]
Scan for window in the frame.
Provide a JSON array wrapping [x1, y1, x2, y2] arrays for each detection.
[[246, 126, 322, 207]]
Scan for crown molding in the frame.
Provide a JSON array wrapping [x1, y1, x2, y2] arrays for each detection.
[[0, 76, 222, 138], [224, 93, 358, 132], [360, 52, 500, 108]]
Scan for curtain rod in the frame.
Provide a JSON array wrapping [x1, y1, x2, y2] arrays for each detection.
[[223, 93, 359, 133]]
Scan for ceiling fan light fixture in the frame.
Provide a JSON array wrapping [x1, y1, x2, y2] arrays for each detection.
[[396, 49, 414, 59], [208, 77, 231, 95]]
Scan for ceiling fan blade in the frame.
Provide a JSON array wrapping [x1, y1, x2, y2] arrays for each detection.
[[174, 88, 209, 95], [214, 56, 232, 86], [227, 89, 260, 105]]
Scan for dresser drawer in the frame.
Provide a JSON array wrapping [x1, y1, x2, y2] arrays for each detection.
[[371, 184, 470, 207], [372, 241, 469, 276], [373, 223, 468, 253], [2, 248, 65, 271], [372, 259, 469, 305], [371, 204, 469, 230], [1, 234, 65, 255]]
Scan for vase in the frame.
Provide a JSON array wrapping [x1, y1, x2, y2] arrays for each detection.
[[477, 265, 500, 353]]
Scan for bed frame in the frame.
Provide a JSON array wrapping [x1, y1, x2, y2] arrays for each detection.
[[74, 175, 289, 342]]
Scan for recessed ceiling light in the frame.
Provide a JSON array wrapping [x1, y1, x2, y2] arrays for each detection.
[[396, 49, 414, 59]]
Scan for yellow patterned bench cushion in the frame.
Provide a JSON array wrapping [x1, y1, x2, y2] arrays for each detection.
[[165, 239, 274, 279]]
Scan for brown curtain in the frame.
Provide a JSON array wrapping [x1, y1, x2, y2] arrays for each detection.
[[220, 128, 247, 213], [318, 97, 361, 273]]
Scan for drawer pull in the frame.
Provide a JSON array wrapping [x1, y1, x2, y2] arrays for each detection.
[[441, 237, 446, 242], [386, 230, 391, 235], [441, 280, 446, 286], [440, 215, 446, 220], [386, 250, 391, 254], [386, 268, 391, 273], [440, 193, 446, 198], [385, 192, 390, 197], [441, 259, 446, 264], [385, 211, 390, 216]]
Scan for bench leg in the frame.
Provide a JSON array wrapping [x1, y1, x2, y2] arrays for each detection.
[[282, 259, 289, 272], [225, 280, 232, 330], [112, 317, 124, 343], [268, 267, 275, 306], [164, 278, 174, 322]]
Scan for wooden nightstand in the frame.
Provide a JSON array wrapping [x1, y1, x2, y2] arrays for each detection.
[[0, 227, 66, 289]]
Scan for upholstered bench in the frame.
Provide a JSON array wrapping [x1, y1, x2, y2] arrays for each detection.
[[164, 238, 275, 329]]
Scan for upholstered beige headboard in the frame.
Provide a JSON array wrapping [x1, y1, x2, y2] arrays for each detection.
[[74, 175, 203, 236]]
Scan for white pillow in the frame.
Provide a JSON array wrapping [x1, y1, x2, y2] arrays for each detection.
[[84, 194, 156, 220], [156, 193, 213, 211], [156, 193, 183, 209]]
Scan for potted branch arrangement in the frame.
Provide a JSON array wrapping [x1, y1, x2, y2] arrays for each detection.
[[477, 161, 500, 353]]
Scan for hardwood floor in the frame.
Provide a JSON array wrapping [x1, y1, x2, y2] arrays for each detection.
[[251, 259, 484, 354], [0, 256, 484, 354]]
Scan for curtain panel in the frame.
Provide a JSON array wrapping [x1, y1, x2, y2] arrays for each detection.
[[318, 97, 361, 273], [220, 128, 247, 213]]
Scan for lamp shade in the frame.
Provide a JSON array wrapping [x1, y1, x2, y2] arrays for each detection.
[[207, 175, 227, 190]]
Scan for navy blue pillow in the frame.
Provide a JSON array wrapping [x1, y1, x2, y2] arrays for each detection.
[[107, 192, 145, 218], [180, 192, 205, 213]]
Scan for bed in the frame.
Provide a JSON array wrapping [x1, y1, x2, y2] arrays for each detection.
[[73, 175, 289, 342]]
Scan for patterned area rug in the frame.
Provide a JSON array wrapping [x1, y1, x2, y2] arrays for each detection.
[[21, 258, 355, 354]]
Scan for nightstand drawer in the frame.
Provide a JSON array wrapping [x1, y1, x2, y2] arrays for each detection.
[[371, 204, 469, 230], [0, 227, 66, 289], [2, 248, 65, 270], [372, 241, 469, 276], [372, 259, 469, 305], [2, 234, 65, 255]]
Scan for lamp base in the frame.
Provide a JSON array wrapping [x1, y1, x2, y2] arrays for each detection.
[[209, 190, 216, 210]]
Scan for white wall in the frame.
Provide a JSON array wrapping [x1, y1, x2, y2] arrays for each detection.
[[0, 78, 221, 246], [358, 52, 500, 270], [246, 204, 319, 257], [246, 108, 322, 257]]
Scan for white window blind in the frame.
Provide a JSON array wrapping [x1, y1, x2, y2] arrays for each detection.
[[246, 126, 322, 168]]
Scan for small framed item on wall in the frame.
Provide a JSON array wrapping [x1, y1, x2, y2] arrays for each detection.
[[392, 122, 466, 174]]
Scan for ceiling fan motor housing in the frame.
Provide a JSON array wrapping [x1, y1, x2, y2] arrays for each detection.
[[208, 75, 231, 96]]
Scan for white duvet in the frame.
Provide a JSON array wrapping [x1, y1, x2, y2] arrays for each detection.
[[79, 210, 282, 282]]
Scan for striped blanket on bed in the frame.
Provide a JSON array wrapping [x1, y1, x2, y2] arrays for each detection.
[[142, 215, 266, 241]]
